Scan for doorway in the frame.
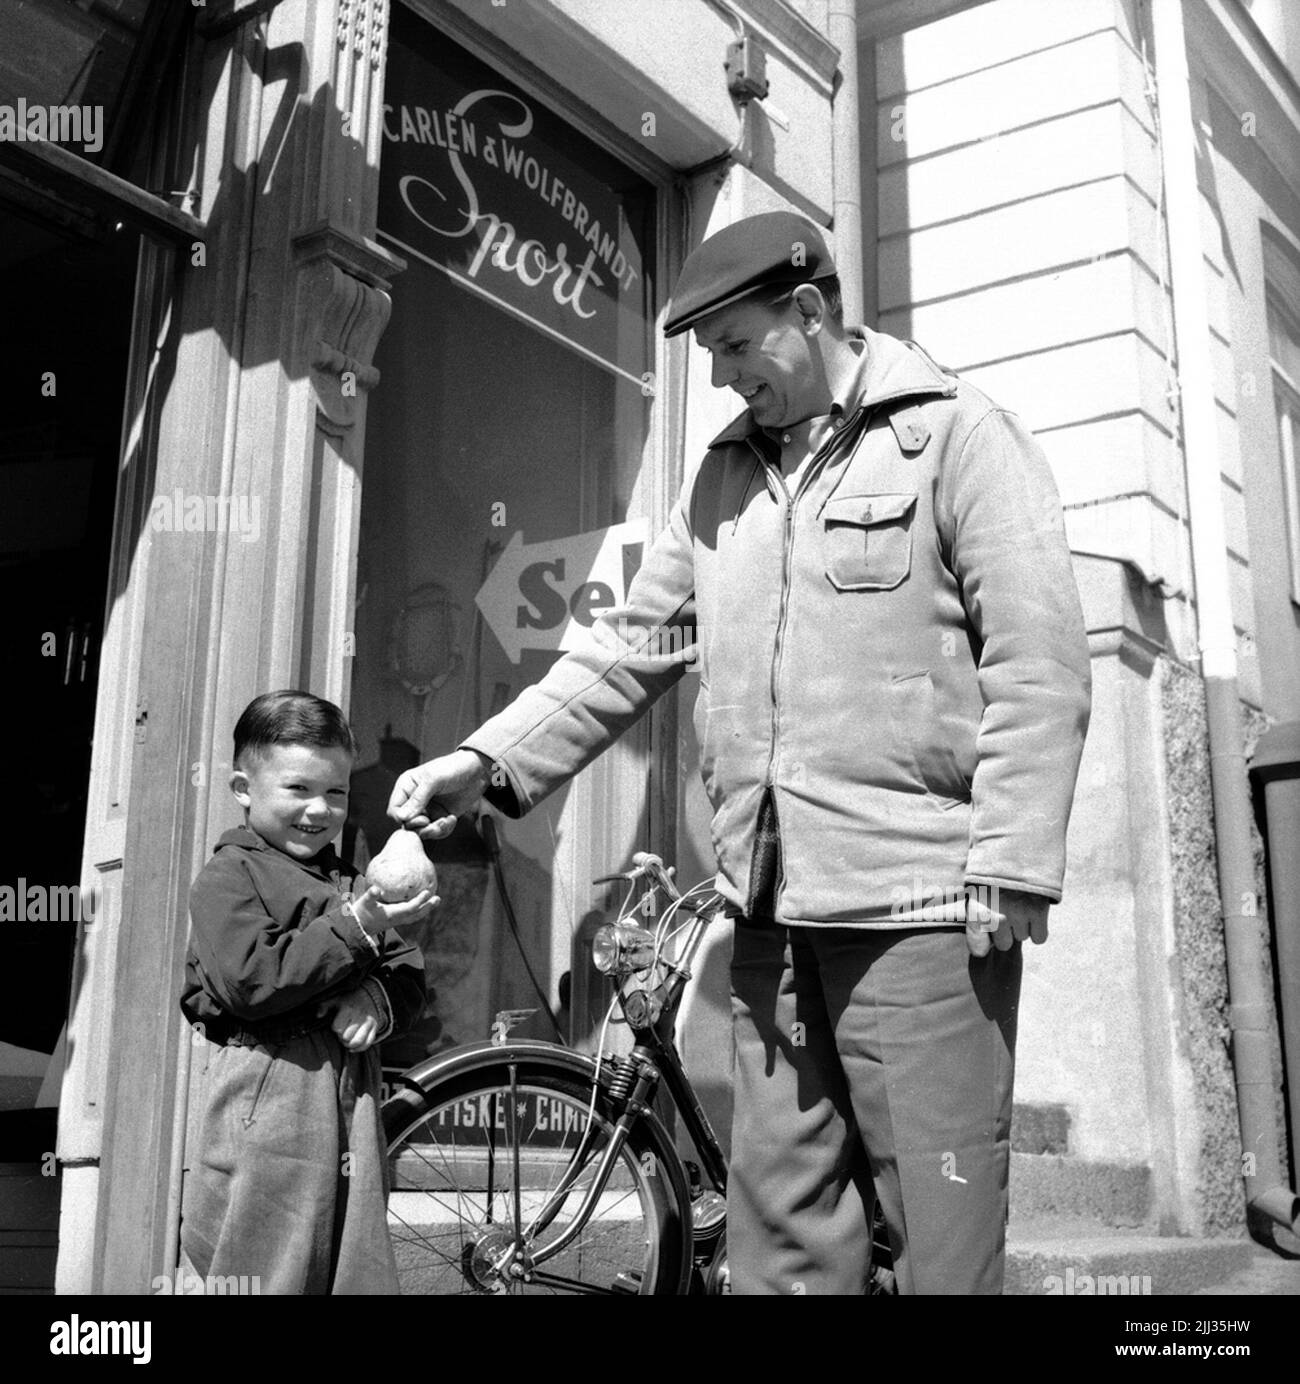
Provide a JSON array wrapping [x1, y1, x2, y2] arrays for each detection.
[[0, 200, 136, 1291]]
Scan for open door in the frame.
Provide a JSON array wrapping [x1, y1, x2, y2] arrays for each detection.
[[0, 201, 138, 1293]]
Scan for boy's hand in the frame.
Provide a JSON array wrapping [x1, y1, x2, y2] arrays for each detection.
[[317, 986, 385, 1052], [349, 884, 438, 938]]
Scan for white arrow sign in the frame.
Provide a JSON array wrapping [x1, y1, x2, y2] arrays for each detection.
[[476, 519, 649, 664]]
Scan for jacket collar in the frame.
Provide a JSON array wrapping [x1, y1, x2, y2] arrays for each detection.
[[705, 327, 955, 450], [215, 824, 266, 853], [215, 823, 343, 877]]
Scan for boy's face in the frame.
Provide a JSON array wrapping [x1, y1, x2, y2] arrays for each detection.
[[231, 743, 352, 861]]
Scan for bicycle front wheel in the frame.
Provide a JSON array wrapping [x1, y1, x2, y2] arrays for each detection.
[[384, 1058, 690, 1295]]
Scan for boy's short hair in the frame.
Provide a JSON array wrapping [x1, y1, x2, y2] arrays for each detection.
[[233, 690, 358, 770]]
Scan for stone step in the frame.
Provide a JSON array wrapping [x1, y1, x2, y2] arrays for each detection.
[[1004, 1217, 1290, 1295], [0, 1163, 59, 1294], [0, 1163, 60, 1232], [1011, 1101, 1071, 1155], [1010, 1150, 1152, 1226]]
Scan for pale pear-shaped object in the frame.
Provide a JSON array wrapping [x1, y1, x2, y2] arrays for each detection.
[[366, 828, 437, 903]]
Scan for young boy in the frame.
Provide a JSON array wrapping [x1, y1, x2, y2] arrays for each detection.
[[180, 690, 434, 1294]]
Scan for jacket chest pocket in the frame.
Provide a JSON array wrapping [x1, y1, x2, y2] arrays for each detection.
[[821, 492, 917, 591]]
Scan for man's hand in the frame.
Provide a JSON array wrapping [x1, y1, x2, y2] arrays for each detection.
[[349, 884, 438, 938], [964, 887, 1050, 957], [386, 749, 492, 840], [317, 986, 384, 1052]]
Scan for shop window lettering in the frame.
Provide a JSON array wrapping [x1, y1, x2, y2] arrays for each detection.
[[387, 89, 639, 324], [398, 176, 603, 321], [384, 95, 639, 290], [386, 103, 478, 156]]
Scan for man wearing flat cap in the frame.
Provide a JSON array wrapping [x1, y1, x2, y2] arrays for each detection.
[[390, 211, 1091, 1294]]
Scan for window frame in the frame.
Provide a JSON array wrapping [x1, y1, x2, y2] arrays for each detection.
[[369, 0, 691, 1023], [1267, 286, 1300, 607]]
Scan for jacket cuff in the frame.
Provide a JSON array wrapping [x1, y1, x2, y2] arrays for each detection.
[[963, 874, 1062, 904], [337, 900, 382, 960], [359, 975, 394, 1042], [457, 738, 526, 817]]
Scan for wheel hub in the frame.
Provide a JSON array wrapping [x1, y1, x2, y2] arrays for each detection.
[[462, 1226, 532, 1292]]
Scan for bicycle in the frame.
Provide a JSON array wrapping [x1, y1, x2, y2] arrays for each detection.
[[381, 849, 898, 1295]]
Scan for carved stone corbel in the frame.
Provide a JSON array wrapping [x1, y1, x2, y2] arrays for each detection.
[[292, 221, 405, 435], [336, 0, 388, 69]]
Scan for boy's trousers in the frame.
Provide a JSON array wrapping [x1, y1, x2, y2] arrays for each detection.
[[182, 1030, 398, 1294], [728, 918, 1022, 1295]]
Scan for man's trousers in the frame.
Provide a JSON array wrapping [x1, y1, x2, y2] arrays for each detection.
[[728, 918, 1022, 1295]]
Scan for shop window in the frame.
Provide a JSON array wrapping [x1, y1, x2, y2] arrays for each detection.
[[355, 7, 658, 1064], [0, 0, 151, 164], [1267, 291, 1300, 606]]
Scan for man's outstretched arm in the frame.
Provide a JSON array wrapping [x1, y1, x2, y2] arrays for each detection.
[[389, 490, 699, 836]]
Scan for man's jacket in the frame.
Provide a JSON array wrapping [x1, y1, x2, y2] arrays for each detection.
[[464, 328, 1092, 926]]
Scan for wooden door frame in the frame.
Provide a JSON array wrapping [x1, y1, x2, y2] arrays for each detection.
[[58, 0, 402, 1293]]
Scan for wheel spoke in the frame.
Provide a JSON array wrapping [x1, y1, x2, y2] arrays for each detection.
[[508, 1064, 523, 1251], [384, 1069, 677, 1294]]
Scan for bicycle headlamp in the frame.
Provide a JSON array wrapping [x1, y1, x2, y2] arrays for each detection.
[[592, 921, 658, 975]]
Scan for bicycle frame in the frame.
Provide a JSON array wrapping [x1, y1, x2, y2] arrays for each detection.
[[519, 911, 731, 1265], [386, 850, 896, 1294], [618, 917, 729, 1199], [389, 1034, 697, 1279], [390, 863, 727, 1281]]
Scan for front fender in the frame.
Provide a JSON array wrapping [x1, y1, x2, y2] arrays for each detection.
[[390, 1038, 602, 1096], [386, 1038, 689, 1198]]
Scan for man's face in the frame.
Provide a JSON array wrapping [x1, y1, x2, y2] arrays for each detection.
[[232, 743, 353, 861], [693, 292, 822, 427]]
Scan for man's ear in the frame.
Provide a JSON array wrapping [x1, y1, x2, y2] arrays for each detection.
[[792, 283, 826, 334], [230, 768, 252, 809]]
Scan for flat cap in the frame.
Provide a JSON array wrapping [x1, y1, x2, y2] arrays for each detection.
[[663, 211, 836, 338]]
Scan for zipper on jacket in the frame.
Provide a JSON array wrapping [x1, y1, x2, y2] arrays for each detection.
[[751, 410, 870, 794], [744, 435, 788, 795], [770, 470, 794, 786], [741, 384, 944, 907]]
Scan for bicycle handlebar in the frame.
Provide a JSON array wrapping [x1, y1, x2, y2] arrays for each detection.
[[630, 852, 681, 901], [592, 852, 685, 904]]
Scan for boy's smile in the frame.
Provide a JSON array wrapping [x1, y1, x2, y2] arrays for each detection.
[[231, 743, 353, 861]]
